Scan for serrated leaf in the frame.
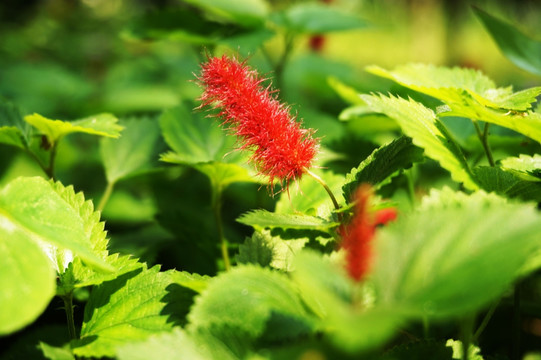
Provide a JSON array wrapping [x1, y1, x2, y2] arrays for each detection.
[[342, 136, 424, 200], [0, 99, 31, 149], [0, 177, 111, 272], [361, 94, 478, 190], [188, 265, 315, 340], [237, 209, 339, 232], [24, 113, 122, 146], [373, 188, 541, 319], [367, 63, 540, 111], [275, 3, 367, 34], [0, 220, 56, 335], [501, 154, 541, 181], [474, 166, 541, 202], [237, 230, 308, 271], [72, 266, 200, 358], [117, 328, 239, 360], [100, 117, 162, 184], [474, 6, 541, 76], [182, 0, 269, 28]]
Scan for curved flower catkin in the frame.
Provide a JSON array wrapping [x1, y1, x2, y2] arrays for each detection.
[[196, 55, 319, 192]]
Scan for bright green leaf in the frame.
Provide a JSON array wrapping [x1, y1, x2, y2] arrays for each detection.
[[24, 113, 122, 146], [361, 94, 478, 190], [373, 188, 541, 319], [188, 265, 315, 339], [100, 117, 162, 184], [474, 6, 541, 76], [501, 154, 541, 181], [0, 177, 111, 272], [237, 209, 339, 232], [342, 136, 424, 200], [72, 266, 199, 358], [0, 222, 56, 335], [39, 342, 75, 360], [446, 339, 484, 360]]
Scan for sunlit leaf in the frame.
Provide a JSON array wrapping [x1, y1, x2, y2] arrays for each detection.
[[500, 154, 541, 181], [361, 94, 478, 190], [237, 209, 339, 232]]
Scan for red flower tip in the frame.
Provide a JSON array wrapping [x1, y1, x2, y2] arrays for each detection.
[[196, 55, 319, 193], [340, 185, 397, 282]]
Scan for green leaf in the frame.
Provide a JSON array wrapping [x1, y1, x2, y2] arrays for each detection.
[[236, 230, 308, 271], [24, 113, 123, 146], [342, 136, 424, 200], [474, 166, 541, 202], [274, 3, 367, 34], [474, 6, 541, 76], [292, 250, 403, 352], [0, 99, 31, 149], [367, 63, 540, 111], [237, 209, 339, 232], [327, 76, 366, 106], [0, 218, 56, 335], [100, 116, 162, 184], [361, 94, 478, 190], [72, 266, 199, 358], [39, 342, 75, 360], [501, 154, 541, 181], [182, 0, 269, 28], [117, 328, 239, 360], [0, 177, 111, 272], [446, 339, 484, 360], [373, 188, 541, 319], [188, 265, 315, 340]]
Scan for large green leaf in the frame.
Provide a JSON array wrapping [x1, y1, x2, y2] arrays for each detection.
[[24, 113, 123, 146], [501, 154, 541, 181], [474, 166, 541, 202], [72, 266, 202, 358], [273, 3, 367, 34], [342, 135, 424, 200], [188, 265, 315, 340], [361, 94, 478, 190], [372, 188, 541, 319], [237, 209, 339, 232], [0, 220, 56, 335], [100, 117, 162, 184], [292, 250, 403, 353], [474, 6, 541, 76], [181, 0, 269, 28], [116, 328, 239, 360], [0, 177, 111, 272]]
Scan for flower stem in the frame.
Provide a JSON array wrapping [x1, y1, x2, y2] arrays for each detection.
[[460, 315, 475, 360], [304, 168, 341, 213], [212, 186, 230, 271], [473, 300, 499, 341], [62, 293, 77, 340], [472, 121, 495, 167], [97, 181, 115, 213]]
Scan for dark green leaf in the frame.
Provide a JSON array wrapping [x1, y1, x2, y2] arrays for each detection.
[[474, 166, 541, 202], [342, 136, 424, 200], [182, 0, 269, 28], [0, 99, 31, 149], [474, 6, 541, 76]]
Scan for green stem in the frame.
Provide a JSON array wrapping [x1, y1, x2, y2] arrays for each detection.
[[262, 32, 295, 94], [460, 315, 475, 360], [212, 186, 230, 271], [97, 181, 115, 213], [62, 293, 77, 340], [304, 168, 341, 213], [473, 300, 499, 341], [472, 121, 495, 167]]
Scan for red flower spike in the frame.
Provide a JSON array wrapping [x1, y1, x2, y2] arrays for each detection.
[[196, 55, 319, 193], [341, 185, 397, 282]]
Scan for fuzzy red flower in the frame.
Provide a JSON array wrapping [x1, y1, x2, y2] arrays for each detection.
[[341, 185, 397, 282], [196, 55, 319, 192]]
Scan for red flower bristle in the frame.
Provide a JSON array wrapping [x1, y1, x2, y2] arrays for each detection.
[[196, 55, 319, 193], [341, 185, 397, 282]]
